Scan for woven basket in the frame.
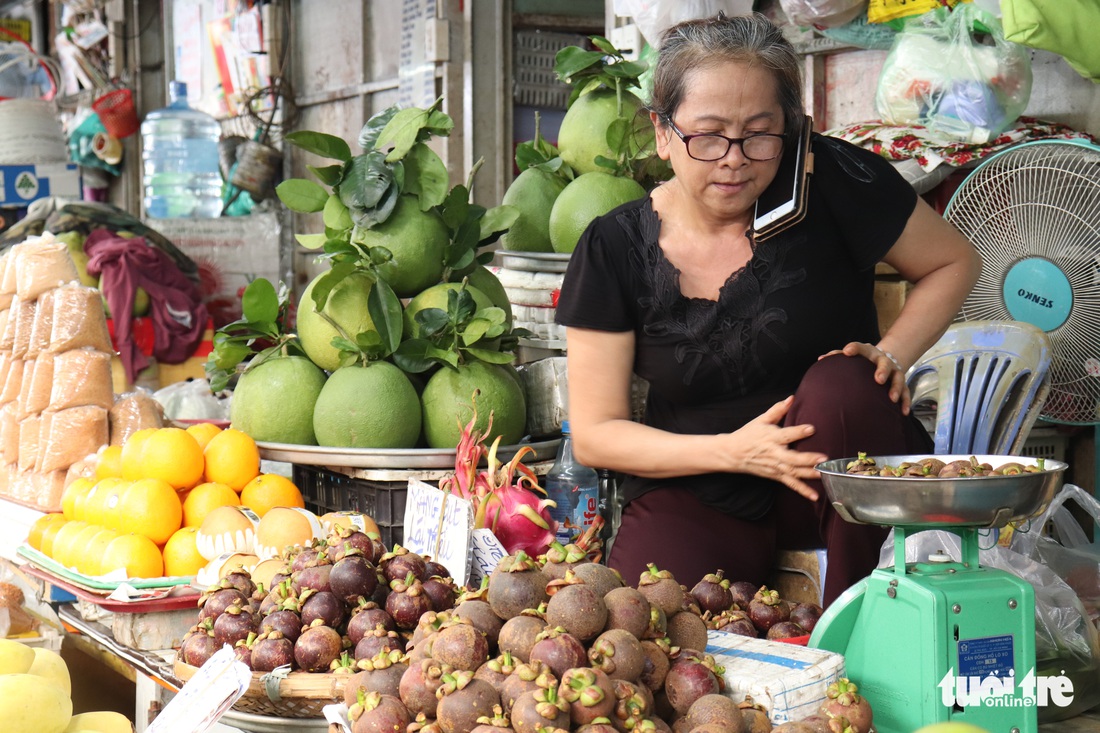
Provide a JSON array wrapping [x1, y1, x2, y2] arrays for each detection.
[[174, 659, 346, 718]]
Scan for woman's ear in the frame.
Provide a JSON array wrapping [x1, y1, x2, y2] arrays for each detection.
[[651, 112, 673, 161]]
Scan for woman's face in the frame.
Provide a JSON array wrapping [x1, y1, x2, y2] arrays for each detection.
[[654, 60, 786, 223]]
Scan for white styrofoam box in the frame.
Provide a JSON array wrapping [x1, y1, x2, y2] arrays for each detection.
[[512, 304, 558, 324], [705, 629, 846, 725], [492, 267, 565, 291], [515, 320, 565, 341], [505, 286, 557, 307]]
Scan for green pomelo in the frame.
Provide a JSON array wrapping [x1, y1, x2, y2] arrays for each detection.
[[313, 362, 422, 449], [463, 265, 513, 327], [98, 273, 150, 318], [296, 270, 378, 372], [231, 355, 328, 445], [549, 172, 646, 254], [557, 88, 649, 176], [421, 361, 527, 449], [403, 282, 494, 340], [498, 167, 568, 253], [353, 194, 450, 298]]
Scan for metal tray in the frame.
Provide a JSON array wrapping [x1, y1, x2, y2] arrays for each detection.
[[497, 249, 571, 273], [816, 454, 1067, 528], [258, 438, 561, 469]]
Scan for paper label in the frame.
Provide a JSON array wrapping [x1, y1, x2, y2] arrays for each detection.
[[470, 528, 507, 585], [147, 646, 250, 733], [403, 480, 472, 586]]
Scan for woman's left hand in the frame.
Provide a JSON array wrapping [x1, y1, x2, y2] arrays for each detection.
[[819, 342, 911, 415]]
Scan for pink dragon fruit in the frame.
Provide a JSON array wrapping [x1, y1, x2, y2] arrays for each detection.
[[439, 395, 557, 557]]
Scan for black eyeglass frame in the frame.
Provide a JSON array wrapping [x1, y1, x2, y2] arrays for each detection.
[[662, 117, 787, 162]]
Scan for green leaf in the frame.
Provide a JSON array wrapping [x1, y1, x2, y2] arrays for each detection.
[[402, 143, 450, 211], [338, 152, 393, 211], [376, 108, 430, 162], [323, 238, 358, 257], [590, 36, 620, 57], [451, 288, 478, 323], [367, 278, 403, 355], [432, 347, 460, 369], [447, 247, 476, 272], [311, 260, 358, 312], [414, 307, 450, 338], [331, 336, 358, 353], [359, 106, 400, 150], [462, 318, 492, 345], [476, 251, 495, 266], [605, 61, 647, 80], [211, 341, 252, 371], [439, 185, 471, 230], [295, 233, 328, 250], [393, 339, 435, 373], [554, 47, 605, 83], [276, 179, 329, 213], [352, 181, 401, 229], [452, 218, 481, 254], [308, 164, 345, 186], [323, 195, 354, 231], [480, 205, 519, 241], [355, 331, 383, 349], [425, 107, 455, 137], [241, 278, 279, 323], [285, 130, 352, 162], [464, 347, 516, 365], [337, 350, 361, 368]]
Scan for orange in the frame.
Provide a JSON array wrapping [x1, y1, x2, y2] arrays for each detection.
[[101, 533, 164, 579], [203, 429, 261, 492], [37, 516, 68, 559], [141, 428, 205, 490], [121, 428, 158, 481], [70, 524, 107, 575], [182, 481, 239, 528], [61, 477, 96, 521], [89, 478, 130, 530], [239, 474, 304, 517], [84, 527, 121, 577], [49, 520, 89, 566], [26, 513, 66, 552], [95, 445, 123, 480], [116, 478, 182, 545], [162, 526, 206, 577], [185, 422, 223, 451]]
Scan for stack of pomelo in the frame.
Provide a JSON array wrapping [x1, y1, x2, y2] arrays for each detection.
[[25, 422, 307, 580]]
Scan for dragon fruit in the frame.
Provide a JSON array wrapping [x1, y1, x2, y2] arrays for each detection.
[[439, 396, 558, 557]]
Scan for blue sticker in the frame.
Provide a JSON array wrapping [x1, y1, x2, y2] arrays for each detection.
[[957, 635, 1015, 678]]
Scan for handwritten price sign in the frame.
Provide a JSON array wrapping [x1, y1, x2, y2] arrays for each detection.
[[470, 529, 507, 585], [403, 480, 473, 585]]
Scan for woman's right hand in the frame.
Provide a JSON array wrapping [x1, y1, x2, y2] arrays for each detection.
[[723, 396, 825, 502]]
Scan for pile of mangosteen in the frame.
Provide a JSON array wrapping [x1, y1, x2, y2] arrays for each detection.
[[690, 570, 822, 643]]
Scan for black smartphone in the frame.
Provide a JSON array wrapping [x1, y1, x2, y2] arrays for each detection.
[[753, 115, 814, 240]]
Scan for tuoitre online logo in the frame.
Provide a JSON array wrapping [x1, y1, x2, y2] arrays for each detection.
[[938, 669, 1075, 708]]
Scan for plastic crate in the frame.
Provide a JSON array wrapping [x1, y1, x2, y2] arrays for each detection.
[[514, 30, 587, 110], [293, 464, 414, 548], [1021, 425, 1071, 463]]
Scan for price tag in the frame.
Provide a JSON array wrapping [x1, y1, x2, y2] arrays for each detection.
[[147, 646, 250, 733], [403, 480, 473, 585], [470, 528, 508, 585]]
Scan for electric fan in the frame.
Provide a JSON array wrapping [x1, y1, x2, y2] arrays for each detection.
[[944, 139, 1100, 467]]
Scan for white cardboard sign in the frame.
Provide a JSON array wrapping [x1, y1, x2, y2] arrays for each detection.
[[470, 528, 508, 585], [403, 479, 473, 586]]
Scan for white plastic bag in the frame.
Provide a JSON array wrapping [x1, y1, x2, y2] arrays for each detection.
[[613, 0, 754, 46], [778, 0, 868, 29]]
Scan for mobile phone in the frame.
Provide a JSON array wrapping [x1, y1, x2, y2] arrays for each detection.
[[753, 115, 814, 241]]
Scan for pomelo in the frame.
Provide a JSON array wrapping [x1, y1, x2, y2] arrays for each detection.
[[498, 167, 568, 253], [556, 88, 650, 176], [403, 282, 494, 340], [549, 171, 646, 254], [313, 362, 422, 449], [421, 361, 526, 449], [352, 193, 450, 297], [462, 266, 513, 328], [231, 355, 328, 445], [296, 270, 378, 372]]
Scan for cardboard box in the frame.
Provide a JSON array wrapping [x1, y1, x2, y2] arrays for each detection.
[[0, 164, 81, 207], [705, 629, 846, 725]]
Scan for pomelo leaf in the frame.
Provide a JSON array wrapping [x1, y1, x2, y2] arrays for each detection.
[[432, 347, 460, 369], [452, 218, 481, 255], [462, 318, 491, 346], [365, 245, 394, 267], [323, 195, 354, 231], [295, 233, 327, 250], [447, 246, 475, 272], [286, 131, 351, 162], [377, 108, 430, 162], [355, 331, 383, 350], [276, 179, 329, 212], [449, 288, 479, 323], [359, 105, 400, 151], [323, 238, 357, 257], [476, 251, 495, 266], [242, 278, 279, 323], [310, 260, 357, 312], [338, 152, 392, 211], [480, 205, 518, 241], [367, 278, 403, 355], [425, 107, 455, 137], [476, 306, 507, 326], [309, 164, 345, 186], [464, 347, 515, 365], [352, 181, 401, 229], [414, 308, 450, 338], [403, 143, 449, 211], [605, 61, 647, 81], [393, 339, 435, 373], [210, 341, 252, 371], [440, 185, 471, 230], [554, 47, 604, 83], [590, 36, 621, 58]]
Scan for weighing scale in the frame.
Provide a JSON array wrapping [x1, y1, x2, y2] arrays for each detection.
[[809, 454, 1067, 733]]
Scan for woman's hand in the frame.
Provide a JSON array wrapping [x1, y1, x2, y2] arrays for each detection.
[[820, 342, 911, 415], [725, 396, 825, 502]]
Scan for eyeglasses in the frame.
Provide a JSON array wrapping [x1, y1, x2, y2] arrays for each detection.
[[664, 118, 786, 162]]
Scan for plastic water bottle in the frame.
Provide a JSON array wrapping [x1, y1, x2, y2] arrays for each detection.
[[545, 420, 599, 546], [141, 81, 223, 218]]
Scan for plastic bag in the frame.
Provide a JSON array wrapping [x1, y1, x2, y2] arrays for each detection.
[[868, 0, 968, 25], [778, 0, 867, 29], [613, 0, 754, 46], [875, 5, 1032, 143], [1003, 0, 1100, 83], [108, 390, 164, 446], [819, 8, 900, 50], [152, 378, 228, 422]]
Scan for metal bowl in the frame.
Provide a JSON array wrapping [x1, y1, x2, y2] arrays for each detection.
[[816, 454, 1067, 528]]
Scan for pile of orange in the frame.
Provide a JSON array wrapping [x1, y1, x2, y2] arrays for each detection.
[[25, 422, 308, 580]]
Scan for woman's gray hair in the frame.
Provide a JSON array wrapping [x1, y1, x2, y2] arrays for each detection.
[[650, 13, 805, 138]]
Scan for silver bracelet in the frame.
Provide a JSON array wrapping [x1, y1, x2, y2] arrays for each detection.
[[879, 348, 903, 372]]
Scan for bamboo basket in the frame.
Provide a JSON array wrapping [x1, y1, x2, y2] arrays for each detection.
[[174, 658, 346, 718]]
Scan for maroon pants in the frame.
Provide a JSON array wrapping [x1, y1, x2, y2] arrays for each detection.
[[607, 354, 933, 607]]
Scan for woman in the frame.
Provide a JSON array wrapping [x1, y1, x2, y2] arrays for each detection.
[[554, 13, 981, 606]]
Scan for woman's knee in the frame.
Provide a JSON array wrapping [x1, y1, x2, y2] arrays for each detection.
[[795, 354, 889, 412]]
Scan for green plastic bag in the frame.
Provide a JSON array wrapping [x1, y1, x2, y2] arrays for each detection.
[[1003, 0, 1100, 83]]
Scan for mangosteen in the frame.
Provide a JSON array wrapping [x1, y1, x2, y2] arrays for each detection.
[[213, 600, 259, 648], [683, 693, 746, 733], [470, 704, 514, 733], [348, 689, 411, 733], [300, 589, 346, 629], [331, 650, 358, 675], [766, 621, 807, 641], [739, 696, 772, 733], [559, 667, 615, 726], [294, 560, 333, 595], [497, 606, 547, 662], [454, 598, 504, 653], [387, 573, 433, 630], [346, 649, 408, 701], [433, 620, 490, 671], [411, 610, 453, 648], [291, 544, 325, 573], [381, 545, 429, 584], [818, 678, 873, 733], [371, 567, 391, 607], [423, 575, 459, 612], [666, 611, 708, 652], [180, 619, 218, 667], [728, 581, 758, 609], [528, 627, 587, 680], [711, 609, 756, 638], [259, 579, 296, 616], [424, 556, 450, 579], [435, 671, 501, 733], [641, 605, 668, 641], [409, 713, 445, 733], [645, 718, 672, 733], [790, 603, 823, 634], [588, 628, 645, 682], [545, 582, 608, 643], [475, 651, 518, 692], [747, 587, 790, 634], [488, 552, 550, 621], [400, 658, 452, 718], [354, 623, 406, 661], [329, 526, 381, 563], [223, 568, 257, 599], [294, 618, 343, 672], [663, 650, 725, 715], [689, 571, 733, 616], [499, 660, 556, 713], [233, 631, 257, 669], [348, 601, 397, 645], [510, 686, 569, 733], [576, 719, 619, 733], [602, 587, 650, 639], [540, 542, 589, 581], [252, 629, 296, 672], [638, 639, 672, 693], [610, 679, 652, 733], [637, 564, 686, 618], [330, 549, 379, 605], [570, 562, 624, 598], [198, 583, 247, 622]]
